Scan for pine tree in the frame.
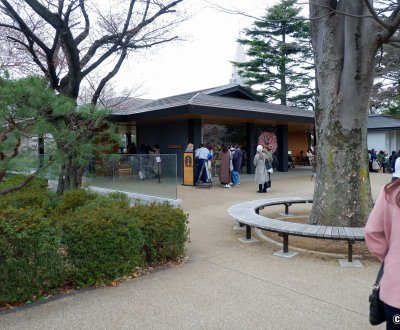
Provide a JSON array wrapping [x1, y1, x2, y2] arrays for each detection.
[[233, 0, 314, 109]]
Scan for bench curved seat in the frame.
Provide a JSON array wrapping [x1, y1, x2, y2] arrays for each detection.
[[228, 197, 365, 262]]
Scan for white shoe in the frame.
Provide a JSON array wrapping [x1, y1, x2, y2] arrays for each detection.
[[267, 188, 272, 192], [224, 184, 231, 188]]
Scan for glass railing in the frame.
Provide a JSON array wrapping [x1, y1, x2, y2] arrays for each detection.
[[7, 154, 178, 200], [83, 154, 178, 200]]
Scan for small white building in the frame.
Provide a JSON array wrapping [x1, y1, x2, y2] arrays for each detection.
[[368, 114, 400, 153]]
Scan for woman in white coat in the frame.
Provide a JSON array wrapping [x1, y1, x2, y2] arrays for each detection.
[[253, 145, 268, 193]]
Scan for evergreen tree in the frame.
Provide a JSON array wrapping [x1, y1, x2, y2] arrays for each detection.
[[371, 44, 400, 113], [233, 0, 314, 109], [0, 74, 117, 195]]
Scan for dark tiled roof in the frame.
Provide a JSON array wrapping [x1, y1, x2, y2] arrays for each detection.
[[189, 93, 314, 118], [110, 84, 313, 119], [102, 97, 153, 115], [368, 114, 400, 130]]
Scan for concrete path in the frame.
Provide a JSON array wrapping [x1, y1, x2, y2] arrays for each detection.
[[1, 168, 389, 329]]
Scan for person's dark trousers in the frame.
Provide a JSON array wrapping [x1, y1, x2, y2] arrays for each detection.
[[263, 182, 268, 192], [266, 173, 271, 188], [195, 158, 206, 183], [384, 303, 400, 329], [257, 184, 263, 193]]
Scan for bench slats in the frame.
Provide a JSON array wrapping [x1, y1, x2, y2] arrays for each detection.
[[338, 227, 347, 239], [316, 226, 328, 237], [323, 226, 333, 238], [331, 227, 340, 238], [229, 199, 365, 243]]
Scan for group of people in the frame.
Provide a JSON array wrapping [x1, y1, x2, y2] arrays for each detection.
[[299, 149, 315, 166], [192, 143, 243, 187], [218, 145, 243, 188], [218, 143, 274, 192], [369, 149, 390, 173], [192, 142, 275, 192], [369, 148, 400, 181]]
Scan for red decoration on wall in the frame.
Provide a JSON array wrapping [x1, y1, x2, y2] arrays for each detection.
[[258, 132, 278, 153]]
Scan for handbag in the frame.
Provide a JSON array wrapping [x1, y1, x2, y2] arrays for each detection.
[[265, 158, 273, 173], [369, 263, 385, 326]]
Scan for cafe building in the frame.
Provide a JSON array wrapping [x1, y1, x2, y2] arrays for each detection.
[[108, 84, 315, 177]]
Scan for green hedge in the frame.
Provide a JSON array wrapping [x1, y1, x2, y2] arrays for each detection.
[[56, 203, 145, 287], [0, 179, 189, 306], [0, 219, 65, 304], [131, 203, 189, 263]]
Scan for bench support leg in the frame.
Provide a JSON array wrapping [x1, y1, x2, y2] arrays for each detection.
[[274, 233, 297, 258], [338, 240, 362, 267], [278, 233, 289, 253], [246, 225, 252, 240], [282, 234, 289, 253], [347, 240, 354, 263], [238, 225, 257, 243], [284, 203, 292, 215]]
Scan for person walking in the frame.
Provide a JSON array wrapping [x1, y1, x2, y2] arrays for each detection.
[[219, 145, 231, 188], [253, 145, 268, 193], [231, 145, 242, 186], [365, 180, 400, 329]]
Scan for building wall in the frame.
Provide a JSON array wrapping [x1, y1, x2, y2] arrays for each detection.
[[137, 120, 190, 177], [288, 132, 309, 159], [367, 131, 386, 152]]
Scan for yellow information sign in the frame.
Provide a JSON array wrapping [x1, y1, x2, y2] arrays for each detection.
[[183, 152, 194, 186]]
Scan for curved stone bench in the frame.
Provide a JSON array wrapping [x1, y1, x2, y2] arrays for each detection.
[[228, 197, 365, 264]]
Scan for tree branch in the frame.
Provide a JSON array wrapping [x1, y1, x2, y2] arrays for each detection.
[[80, 0, 182, 73], [91, 47, 127, 105], [74, 0, 90, 45], [364, 0, 392, 29], [0, 0, 52, 54]]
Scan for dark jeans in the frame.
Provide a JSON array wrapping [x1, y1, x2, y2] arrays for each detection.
[[195, 158, 207, 183], [384, 303, 400, 329]]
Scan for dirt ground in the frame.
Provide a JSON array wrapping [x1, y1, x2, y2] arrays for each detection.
[[258, 203, 375, 260]]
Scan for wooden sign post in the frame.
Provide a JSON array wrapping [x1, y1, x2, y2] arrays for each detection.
[[183, 152, 195, 186]]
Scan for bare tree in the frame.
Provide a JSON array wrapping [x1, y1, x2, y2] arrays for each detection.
[[0, 0, 185, 194], [309, 1, 400, 226]]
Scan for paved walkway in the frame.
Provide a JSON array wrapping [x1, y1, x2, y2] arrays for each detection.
[[1, 168, 389, 329]]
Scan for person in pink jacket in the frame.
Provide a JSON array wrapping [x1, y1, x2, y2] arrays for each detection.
[[365, 182, 400, 329]]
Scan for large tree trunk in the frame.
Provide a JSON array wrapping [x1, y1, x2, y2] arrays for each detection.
[[309, 2, 380, 226]]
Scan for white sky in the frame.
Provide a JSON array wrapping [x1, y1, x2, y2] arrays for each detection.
[[114, 1, 275, 99]]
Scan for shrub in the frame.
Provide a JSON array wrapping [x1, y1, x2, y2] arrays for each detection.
[[0, 219, 65, 305], [0, 178, 190, 306], [130, 203, 189, 263], [82, 191, 130, 210], [56, 202, 145, 287], [54, 188, 97, 212], [0, 175, 53, 210]]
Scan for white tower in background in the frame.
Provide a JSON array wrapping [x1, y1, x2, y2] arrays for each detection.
[[229, 34, 247, 85]]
